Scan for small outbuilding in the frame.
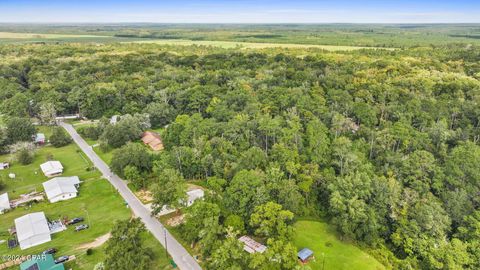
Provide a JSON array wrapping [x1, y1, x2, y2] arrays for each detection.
[[110, 115, 120, 125], [238, 236, 267, 254], [0, 162, 10, 170], [35, 133, 46, 145], [0, 192, 10, 214], [40, 161, 64, 177], [298, 248, 314, 263], [185, 189, 205, 207], [42, 176, 81, 203], [20, 254, 64, 270], [141, 131, 164, 151], [15, 212, 51, 250]]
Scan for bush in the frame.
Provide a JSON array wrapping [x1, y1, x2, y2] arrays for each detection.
[[17, 147, 34, 165], [86, 248, 93, 255], [50, 127, 72, 147], [78, 125, 102, 140]]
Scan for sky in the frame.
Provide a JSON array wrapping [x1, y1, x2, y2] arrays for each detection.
[[0, 0, 479, 24]]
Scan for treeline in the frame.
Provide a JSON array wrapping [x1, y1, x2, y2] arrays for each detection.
[[1, 43, 480, 269]]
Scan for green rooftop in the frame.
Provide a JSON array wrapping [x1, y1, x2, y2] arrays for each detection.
[[19, 254, 65, 270]]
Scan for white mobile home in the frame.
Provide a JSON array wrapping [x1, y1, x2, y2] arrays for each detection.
[[42, 176, 80, 203], [15, 212, 51, 250]]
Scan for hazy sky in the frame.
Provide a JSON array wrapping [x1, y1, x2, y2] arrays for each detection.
[[0, 0, 479, 23]]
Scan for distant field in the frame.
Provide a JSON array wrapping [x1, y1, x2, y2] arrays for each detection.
[[130, 39, 385, 51], [294, 220, 385, 270], [0, 32, 109, 39]]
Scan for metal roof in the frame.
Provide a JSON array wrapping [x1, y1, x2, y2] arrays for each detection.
[[0, 192, 10, 211], [40, 161, 63, 176], [14, 212, 51, 247], [298, 248, 314, 260], [42, 176, 80, 201]]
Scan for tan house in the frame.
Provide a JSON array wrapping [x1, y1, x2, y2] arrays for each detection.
[[141, 131, 164, 151]]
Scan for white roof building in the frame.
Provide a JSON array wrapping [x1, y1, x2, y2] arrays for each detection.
[[14, 212, 51, 250], [186, 189, 205, 206], [40, 161, 63, 177], [0, 193, 10, 214], [42, 176, 80, 203], [238, 236, 267, 254]]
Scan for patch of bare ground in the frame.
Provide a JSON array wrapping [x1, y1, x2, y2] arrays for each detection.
[[76, 232, 111, 250]]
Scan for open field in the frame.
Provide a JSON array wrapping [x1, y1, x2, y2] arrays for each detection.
[[130, 39, 385, 51], [293, 220, 385, 270], [0, 32, 109, 39]]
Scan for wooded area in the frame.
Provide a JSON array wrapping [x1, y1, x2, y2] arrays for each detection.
[[1, 40, 479, 269]]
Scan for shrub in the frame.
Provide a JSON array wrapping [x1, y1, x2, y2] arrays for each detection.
[[86, 248, 93, 255], [50, 127, 72, 147], [17, 147, 34, 165]]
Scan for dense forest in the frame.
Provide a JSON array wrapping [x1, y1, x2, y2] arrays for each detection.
[[1, 42, 480, 269]]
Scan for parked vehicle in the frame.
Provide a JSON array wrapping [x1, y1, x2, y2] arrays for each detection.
[[42, 248, 57, 255], [75, 224, 89, 232], [54, 256, 69, 264], [67, 217, 84, 225]]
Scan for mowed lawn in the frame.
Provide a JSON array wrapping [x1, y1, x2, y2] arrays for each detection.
[[0, 179, 130, 268], [0, 141, 99, 198], [0, 128, 171, 270], [294, 220, 385, 270]]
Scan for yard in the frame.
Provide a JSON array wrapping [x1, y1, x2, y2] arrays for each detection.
[[0, 128, 171, 270], [293, 220, 385, 270], [0, 141, 99, 198]]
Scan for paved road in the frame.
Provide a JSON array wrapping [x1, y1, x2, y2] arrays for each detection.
[[60, 122, 201, 270]]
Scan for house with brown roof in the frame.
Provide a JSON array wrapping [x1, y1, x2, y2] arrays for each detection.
[[141, 131, 164, 151]]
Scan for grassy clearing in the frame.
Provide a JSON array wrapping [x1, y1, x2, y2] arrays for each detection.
[[0, 179, 130, 268], [130, 39, 386, 51], [0, 128, 99, 198], [293, 220, 385, 270], [0, 32, 110, 39]]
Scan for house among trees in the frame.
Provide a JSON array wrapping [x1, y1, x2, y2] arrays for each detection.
[[186, 188, 205, 206], [0, 193, 10, 214], [20, 254, 65, 270], [40, 161, 63, 177], [42, 176, 81, 203], [141, 131, 164, 151], [35, 133, 46, 145], [15, 212, 52, 250], [238, 236, 267, 254], [110, 115, 120, 125]]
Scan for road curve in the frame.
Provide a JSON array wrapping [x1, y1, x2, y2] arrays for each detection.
[[60, 122, 201, 270]]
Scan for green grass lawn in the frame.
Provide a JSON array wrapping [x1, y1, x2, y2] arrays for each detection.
[[293, 220, 385, 270], [0, 179, 130, 268], [0, 142, 99, 199]]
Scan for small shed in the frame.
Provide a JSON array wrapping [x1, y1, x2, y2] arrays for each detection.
[[0, 162, 9, 170], [0, 192, 10, 214], [35, 133, 46, 145], [186, 189, 204, 206], [298, 248, 314, 263], [40, 161, 63, 177], [20, 253, 65, 270], [110, 115, 119, 125]]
